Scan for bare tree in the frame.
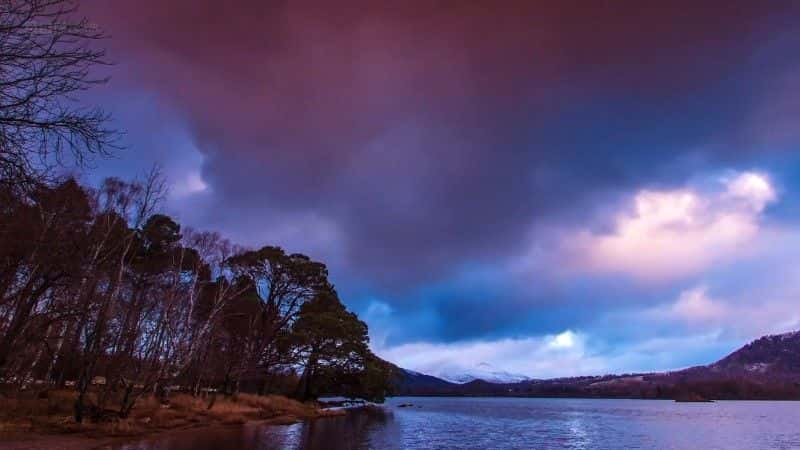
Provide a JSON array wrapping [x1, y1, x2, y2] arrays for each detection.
[[72, 169, 166, 422], [0, 0, 117, 191], [0, 175, 390, 423]]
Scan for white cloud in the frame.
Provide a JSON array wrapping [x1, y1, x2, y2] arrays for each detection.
[[565, 171, 776, 281], [374, 330, 612, 379], [641, 284, 800, 335], [373, 329, 746, 379], [171, 170, 209, 197], [668, 286, 727, 322], [550, 330, 577, 349], [724, 171, 776, 211]]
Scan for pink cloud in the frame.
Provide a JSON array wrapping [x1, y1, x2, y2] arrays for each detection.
[[564, 171, 776, 281]]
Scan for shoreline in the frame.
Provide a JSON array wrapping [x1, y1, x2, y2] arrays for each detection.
[[0, 392, 346, 450], [0, 411, 348, 450], [389, 393, 800, 401]]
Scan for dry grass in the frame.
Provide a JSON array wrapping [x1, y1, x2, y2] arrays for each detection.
[[0, 389, 337, 440], [204, 399, 257, 424], [96, 418, 141, 436], [45, 390, 79, 415], [167, 394, 206, 413], [129, 395, 160, 418], [159, 393, 324, 422], [238, 394, 312, 416], [0, 389, 83, 420]]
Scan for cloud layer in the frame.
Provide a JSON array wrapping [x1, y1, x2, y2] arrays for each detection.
[[79, 1, 800, 377], [567, 172, 776, 281]]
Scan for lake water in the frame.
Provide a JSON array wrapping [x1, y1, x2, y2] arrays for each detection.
[[117, 397, 800, 449]]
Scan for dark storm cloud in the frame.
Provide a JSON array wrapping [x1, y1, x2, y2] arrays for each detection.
[[81, 1, 800, 347]]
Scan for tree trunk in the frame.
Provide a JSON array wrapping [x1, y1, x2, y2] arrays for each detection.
[[0, 282, 46, 374], [118, 383, 135, 418], [294, 354, 317, 401]]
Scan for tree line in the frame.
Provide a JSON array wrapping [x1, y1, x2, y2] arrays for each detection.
[[0, 172, 392, 422], [0, 0, 392, 423]]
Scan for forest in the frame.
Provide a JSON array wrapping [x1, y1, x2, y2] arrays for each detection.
[[0, 0, 392, 425]]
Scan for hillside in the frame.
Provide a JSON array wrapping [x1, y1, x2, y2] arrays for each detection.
[[392, 331, 800, 400], [710, 331, 800, 376], [391, 369, 461, 395]]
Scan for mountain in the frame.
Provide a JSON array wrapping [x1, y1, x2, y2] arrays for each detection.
[[709, 331, 800, 376], [391, 330, 800, 400], [391, 368, 460, 396], [432, 362, 531, 384]]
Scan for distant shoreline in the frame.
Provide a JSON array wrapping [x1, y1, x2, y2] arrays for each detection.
[[387, 393, 800, 401]]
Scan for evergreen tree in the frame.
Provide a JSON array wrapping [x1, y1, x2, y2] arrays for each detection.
[[291, 289, 390, 402]]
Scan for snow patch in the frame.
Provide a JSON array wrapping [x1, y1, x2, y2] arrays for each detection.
[[434, 362, 531, 384], [745, 362, 771, 373]]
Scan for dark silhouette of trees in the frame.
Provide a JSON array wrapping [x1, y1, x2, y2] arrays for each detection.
[[224, 246, 330, 395], [0, 0, 117, 191], [290, 289, 378, 401], [0, 176, 392, 423], [0, 1, 391, 423]]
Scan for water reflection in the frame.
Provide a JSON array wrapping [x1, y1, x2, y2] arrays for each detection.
[[118, 397, 800, 450], [118, 405, 397, 450], [269, 406, 398, 450]]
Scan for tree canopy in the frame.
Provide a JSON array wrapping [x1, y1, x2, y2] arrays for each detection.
[[0, 177, 393, 422], [291, 289, 378, 401]]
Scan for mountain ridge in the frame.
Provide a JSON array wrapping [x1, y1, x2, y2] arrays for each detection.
[[391, 330, 800, 400]]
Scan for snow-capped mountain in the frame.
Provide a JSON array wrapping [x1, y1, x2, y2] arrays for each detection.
[[432, 362, 531, 384]]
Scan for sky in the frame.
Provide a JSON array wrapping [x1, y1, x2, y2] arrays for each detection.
[[76, 0, 800, 379]]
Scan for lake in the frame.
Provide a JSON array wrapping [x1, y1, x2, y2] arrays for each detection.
[[117, 396, 800, 449]]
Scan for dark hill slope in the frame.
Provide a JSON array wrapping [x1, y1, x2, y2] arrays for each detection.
[[710, 331, 800, 377]]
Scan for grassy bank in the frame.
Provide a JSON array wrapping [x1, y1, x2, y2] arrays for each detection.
[[0, 389, 343, 443]]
